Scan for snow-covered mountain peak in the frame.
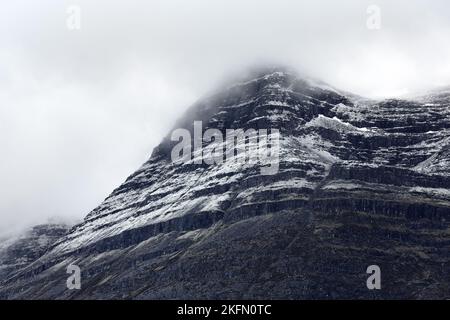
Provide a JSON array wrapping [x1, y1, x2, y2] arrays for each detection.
[[1, 66, 450, 299]]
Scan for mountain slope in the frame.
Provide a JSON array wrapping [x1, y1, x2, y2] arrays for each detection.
[[1, 67, 449, 299], [0, 224, 69, 282]]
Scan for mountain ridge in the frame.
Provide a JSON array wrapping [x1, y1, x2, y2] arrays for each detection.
[[1, 67, 449, 299]]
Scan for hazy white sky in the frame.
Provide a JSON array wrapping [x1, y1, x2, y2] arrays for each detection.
[[1, 0, 450, 235]]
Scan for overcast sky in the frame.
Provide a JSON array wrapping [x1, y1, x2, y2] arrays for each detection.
[[1, 0, 450, 236]]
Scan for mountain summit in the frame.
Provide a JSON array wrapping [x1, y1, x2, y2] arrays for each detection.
[[1, 67, 449, 299]]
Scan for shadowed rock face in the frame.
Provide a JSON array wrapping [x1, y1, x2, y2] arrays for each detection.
[[1, 67, 449, 299]]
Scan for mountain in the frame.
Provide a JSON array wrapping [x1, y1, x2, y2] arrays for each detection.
[[1, 67, 449, 299]]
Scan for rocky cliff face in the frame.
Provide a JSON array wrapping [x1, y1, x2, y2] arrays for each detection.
[[1, 67, 449, 299]]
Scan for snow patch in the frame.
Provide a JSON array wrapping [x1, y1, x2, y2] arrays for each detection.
[[305, 114, 374, 134]]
